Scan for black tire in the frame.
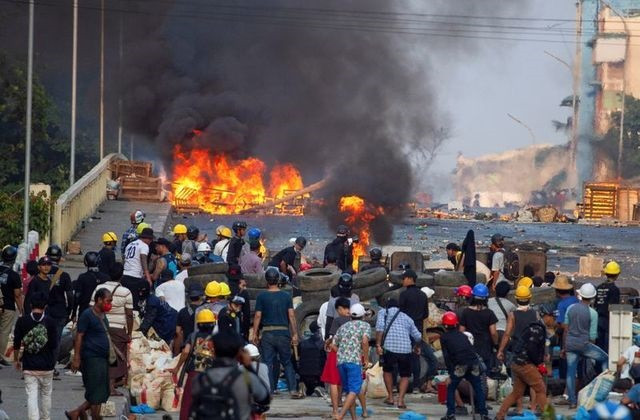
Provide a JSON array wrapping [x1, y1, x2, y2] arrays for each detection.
[[184, 273, 228, 289], [244, 273, 266, 289], [298, 268, 341, 292], [295, 301, 322, 337], [376, 286, 405, 306], [353, 267, 387, 288], [300, 289, 332, 308], [246, 287, 266, 301], [389, 271, 435, 287], [353, 281, 391, 301], [431, 286, 458, 300], [188, 262, 229, 276], [434, 271, 467, 287]]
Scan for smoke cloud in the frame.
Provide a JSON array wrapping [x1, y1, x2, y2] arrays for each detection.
[[120, 0, 526, 244]]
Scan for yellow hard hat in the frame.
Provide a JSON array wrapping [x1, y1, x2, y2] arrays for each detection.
[[518, 277, 533, 289], [515, 285, 532, 300], [136, 222, 151, 235], [219, 282, 231, 297], [102, 232, 118, 243], [196, 309, 216, 324], [205, 281, 221, 297], [173, 224, 188, 235], [603, 261, 621, 276], [215, 225, 227, 236], [220, 227, 232, 239]]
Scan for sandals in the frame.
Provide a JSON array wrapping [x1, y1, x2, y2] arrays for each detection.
[[384, 399, 395, 406]]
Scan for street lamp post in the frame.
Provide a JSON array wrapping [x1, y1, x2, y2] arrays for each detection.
[[23, 0, 34, 242], [70, 0, 78, 185]]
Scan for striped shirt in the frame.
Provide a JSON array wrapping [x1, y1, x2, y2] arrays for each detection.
[[375, 307, 422, 354], [90, 281, 133, 330]]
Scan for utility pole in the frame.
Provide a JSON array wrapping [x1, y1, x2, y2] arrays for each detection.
[[572, 0, 583, 185], [507, 113, 536, 144], [23, 0, 34, 242], [70, 0, 78, 185], [99, 0, 105, 159], [118, 3, 123, 155]]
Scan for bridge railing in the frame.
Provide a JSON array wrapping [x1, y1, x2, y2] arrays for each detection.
[[52, 153, 126, 248]]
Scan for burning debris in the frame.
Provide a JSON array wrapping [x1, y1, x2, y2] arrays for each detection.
[[338, 195, 384, 271]]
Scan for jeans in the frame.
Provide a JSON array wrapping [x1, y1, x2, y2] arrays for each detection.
[[410, 341, 438, 390], [261, 331, 297, 393], [446, 364, 487, 416], [567, 343, 609, 404], [0, 309, 17, 362], [24, 370, 54, 420], [51, 316, 66, 365], [497, 363, 547, 419]]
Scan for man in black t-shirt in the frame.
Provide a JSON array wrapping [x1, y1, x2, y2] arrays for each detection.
[[73, 252, 109, 321], [97, 232, 118, 276], [324, 225, 354, 273], [595, 261, 622, 352], [226, 221, 247, 267], [269, 237, 307, 277], [0, 245, 22, 366], [173, 284, 204, 355]]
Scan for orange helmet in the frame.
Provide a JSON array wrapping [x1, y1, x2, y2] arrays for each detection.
[[442, 311, 459, 327]]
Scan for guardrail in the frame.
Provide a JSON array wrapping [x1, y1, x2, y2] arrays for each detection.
[[52, 153, 126, 248]]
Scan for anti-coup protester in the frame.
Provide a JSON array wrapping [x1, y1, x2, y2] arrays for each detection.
[[122, 227, 154, 311], [66, 288, 113, 420], [252, 267, 301, 398], [0, 245, 23, 367], [13, 291, 58, 420]]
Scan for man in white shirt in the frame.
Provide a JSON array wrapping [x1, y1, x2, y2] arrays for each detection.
[[156, 274, 186, 312], [616, 336, 640, 391], [122, 227, 153, 310], [91, 262, 134, 395], [213, 229, 232, 262], [175, 253, 191, 284]]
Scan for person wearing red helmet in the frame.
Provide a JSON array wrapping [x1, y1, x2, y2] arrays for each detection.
[[440, 312, 489, 420]]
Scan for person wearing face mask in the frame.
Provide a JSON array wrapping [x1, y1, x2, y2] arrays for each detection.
[[138, 283, 178, 345], [217, 295, 246, 336], [324, 225, 354, 273], [173, 283, 204, 356], [173, 309, 217, 420], [270, 236, 307, 278], [66, 288, 113, 420], [90, 263, 133, 396], [13, 291, 59, 420]]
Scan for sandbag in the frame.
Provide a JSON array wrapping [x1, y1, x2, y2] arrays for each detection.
[[499, 378, 513, 401], [425, 302, 445, 329], [161, 376, 182, 412], [129, 373, 146, 398], [142, 374, 167, 409], [578, 370, 615, 410], [365, 362, 386, 399]]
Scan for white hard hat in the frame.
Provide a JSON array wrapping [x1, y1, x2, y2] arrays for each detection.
[[350, 303, 366, 318], [577, 283, 597, 299], [244, 344, 260, 358], [197, 242, 212, 252], [463, 331, 474, 345], [421, 287, 435, 299]]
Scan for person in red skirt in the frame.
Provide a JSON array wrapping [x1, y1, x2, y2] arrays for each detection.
[[172, 309, 216, 420], [321, 297, 352, 417]]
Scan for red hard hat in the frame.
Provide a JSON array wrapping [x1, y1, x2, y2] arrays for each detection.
[[455, 285, 473, 298], [442, 311, 459, 327]]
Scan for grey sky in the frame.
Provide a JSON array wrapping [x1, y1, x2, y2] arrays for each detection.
[[429, 1, 576, 177]]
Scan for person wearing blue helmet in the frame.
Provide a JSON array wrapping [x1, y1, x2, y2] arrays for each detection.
[[459, 283, 499, 379], [247, 227, 261, 241]]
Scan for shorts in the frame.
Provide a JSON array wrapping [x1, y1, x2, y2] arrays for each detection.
[[338, 363, 363, 394], [382, 351, 412, 378], [320, 350, 341, 385]]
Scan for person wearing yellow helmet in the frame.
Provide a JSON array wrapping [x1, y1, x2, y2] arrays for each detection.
[[595, 261, 621, 352], [98, 232, 118, 275], [173, 307, 217, 418], [517, 277, 534, 289], [213, 227, 233, 261], [195, 281, 223, 321], [172, 224, 188, 255]]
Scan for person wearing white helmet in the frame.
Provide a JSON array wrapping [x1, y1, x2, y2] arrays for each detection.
[[243, 344, 271, 390], [562, 282, 608, 409]]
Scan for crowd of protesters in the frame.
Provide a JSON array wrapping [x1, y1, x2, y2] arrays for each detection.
[[1, 210, 637, 420]]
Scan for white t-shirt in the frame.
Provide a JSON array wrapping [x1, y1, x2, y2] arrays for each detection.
[[317, 301, 328, 339], [488, 297, 516, 332], [492, 251, 508, 284], [175, 269, 188, 284], [621, 345, 640, 380], [156, 280, 186, 312], [213, 239, 230, 261], [123, 239, 149, 278], [91, 281, 133, 330]]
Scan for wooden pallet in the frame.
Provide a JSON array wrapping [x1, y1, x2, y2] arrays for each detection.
[[110, 160, 153, 179], [118, 175, 163, 201]]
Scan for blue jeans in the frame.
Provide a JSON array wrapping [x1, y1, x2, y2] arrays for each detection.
[[261, 331, 297, 393], [447, 364, 488, 416], [566, 343, 608, 404], [411, 341, 438, 390]]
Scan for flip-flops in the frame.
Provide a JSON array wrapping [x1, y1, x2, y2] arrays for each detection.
[[384, 399, 395, 406]]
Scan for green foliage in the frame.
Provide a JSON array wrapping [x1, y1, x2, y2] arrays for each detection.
[[593, 95, 640, 179], [0, 191, 50, 245]]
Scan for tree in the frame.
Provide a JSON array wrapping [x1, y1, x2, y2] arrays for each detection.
[[592, 95, 640, 179]]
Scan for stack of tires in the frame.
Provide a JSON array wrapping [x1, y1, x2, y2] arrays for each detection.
[[184, 262, 229, 290]]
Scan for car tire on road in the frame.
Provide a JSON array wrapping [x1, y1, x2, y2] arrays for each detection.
[[353, 267, 387, 288], [389, 271, 435, 287], [188, 262, 229, 276], [295, 301, 321, 337], [244, 273, 266, 289], [297, 268, 341, 292], [353, 280, 391, 301], [300, 289, 332, 309], [434, 271, 468, 287], [184, 273, 228, 289]]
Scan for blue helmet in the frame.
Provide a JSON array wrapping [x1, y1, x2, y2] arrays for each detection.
[[472, 283, 489, 299], [594, 400, 631, 420], [247, 227, 261, 240], [633, 335, 640, 347]]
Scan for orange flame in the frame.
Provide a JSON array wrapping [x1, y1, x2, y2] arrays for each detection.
[[171, 145, 305, 214], [339, 195, 383, 271]]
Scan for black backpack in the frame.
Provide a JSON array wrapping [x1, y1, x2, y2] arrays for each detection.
[[488, 249, 519, 281], [189, 367, 244, 420], [511, 322, 546, 365]]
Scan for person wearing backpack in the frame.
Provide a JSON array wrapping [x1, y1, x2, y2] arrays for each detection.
[[138, 282, 178, 345], [495, 286, 548, 419], [487, 234, 508, 292], [13, 291, 58, 420], [0, 245, 23, 367], [189, 331, 271, 420]]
